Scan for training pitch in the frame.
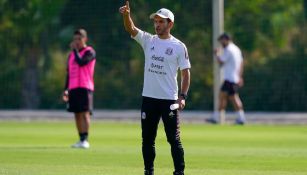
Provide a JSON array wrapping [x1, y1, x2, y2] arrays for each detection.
[[0, 121, 306, 175]]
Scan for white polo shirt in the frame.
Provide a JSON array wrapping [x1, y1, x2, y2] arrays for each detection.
[[220, 42, 243, 84], [133, 29, 191, 100]]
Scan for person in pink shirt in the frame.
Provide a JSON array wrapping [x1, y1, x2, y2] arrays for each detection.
[[62, 29, 96, 149]]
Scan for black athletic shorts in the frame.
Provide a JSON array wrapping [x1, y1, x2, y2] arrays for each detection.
[[67, 88, 93, 113], [221, 80, 239, 96]]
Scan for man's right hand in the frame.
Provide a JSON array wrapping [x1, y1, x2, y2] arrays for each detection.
[[214, 48, 221, 56], [70, 41, 77, 50], [118, 1, 138, 37], [119, 1, 130, 16], [62, 90, 69, 102]]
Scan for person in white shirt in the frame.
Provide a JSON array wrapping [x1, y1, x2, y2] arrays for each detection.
[[119, 1, 191, 175], [206, 33, 246, 125]]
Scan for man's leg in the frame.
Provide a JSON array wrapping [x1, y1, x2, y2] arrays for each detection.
[[78, 89, 92, 142], [79, 111, 91, 142], [219, 92, 228, 111], [161, 101, 185, 175], [229, 94, 246, 124], [72, 112, 89, 148], [70, 89, 91, 148], [217, 91, 228, 123], [141, 98, 161, 175], [208, 91, 228, 123], [73, 112, 90, 145], [74, 112, 84, 140]]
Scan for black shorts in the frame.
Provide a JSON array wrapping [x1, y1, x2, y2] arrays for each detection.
[[67, 88, 93, 113], [221, 80, 239, 96]]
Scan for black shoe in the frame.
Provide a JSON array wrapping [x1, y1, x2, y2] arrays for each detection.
[[173, 171, 184, 175], [144, 170, 153, 175], [205, 118, 218, 124]]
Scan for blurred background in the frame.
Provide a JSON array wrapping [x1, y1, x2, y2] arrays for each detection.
[[0, 0, 306, 111]]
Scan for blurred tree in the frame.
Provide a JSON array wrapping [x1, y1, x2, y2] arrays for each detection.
[[0, 1, 66, 108], [235, 0, 307, 111], [225, 0, 302, 57], [0, 0, 305, 111]]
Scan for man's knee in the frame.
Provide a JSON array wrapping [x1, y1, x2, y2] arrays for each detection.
[[142, 126, 157, 146], [229, 95, 243, 109], [142, 136, 156, 147], [167, 136, 182, 147]]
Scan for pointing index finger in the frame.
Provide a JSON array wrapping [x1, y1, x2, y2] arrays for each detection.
[[126, 1, 130, 9]]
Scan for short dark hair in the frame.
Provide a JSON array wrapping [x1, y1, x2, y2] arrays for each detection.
[[218, 32, 231, 41], [74, 28, 87, 38]]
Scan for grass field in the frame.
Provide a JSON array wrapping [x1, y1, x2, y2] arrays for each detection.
[[0, 121, 307, 175]]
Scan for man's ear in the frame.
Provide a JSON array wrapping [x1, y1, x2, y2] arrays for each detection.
[[84, 37, 88, 43], [168, 21, 174, 29]]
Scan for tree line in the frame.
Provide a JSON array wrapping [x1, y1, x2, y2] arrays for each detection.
[[0, 0, 306, 111]]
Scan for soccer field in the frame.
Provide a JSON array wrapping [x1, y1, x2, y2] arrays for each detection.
[[0, 121, 306, 175]]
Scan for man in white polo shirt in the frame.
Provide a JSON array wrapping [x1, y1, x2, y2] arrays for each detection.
[[119, 1, 191, 175], [206, 33, 246, 125]]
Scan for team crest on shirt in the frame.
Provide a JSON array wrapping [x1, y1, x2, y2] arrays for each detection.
[[151, 46, 155, 51], [165, 47, 173, 55], [141, 112, 146, 119]]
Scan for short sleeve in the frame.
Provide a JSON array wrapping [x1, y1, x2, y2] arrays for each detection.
[[132, 29, 153, 50], [178, 43, 191, 70]]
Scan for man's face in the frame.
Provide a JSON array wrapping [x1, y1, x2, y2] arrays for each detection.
[[219, 38, 230, 48], [153, 16, 172, 36], [73, 34, 87, 49]]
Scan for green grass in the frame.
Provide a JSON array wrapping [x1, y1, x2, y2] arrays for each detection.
[[0, 121, 307, 175]]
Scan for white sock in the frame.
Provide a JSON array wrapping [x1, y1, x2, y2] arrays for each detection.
[[237, 110, 245, 121], [212, 111, 219, 121], [219, 110, 226, 123], [212, 110, 225, 122]]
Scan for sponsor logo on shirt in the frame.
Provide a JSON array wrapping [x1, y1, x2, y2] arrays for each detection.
[[149, 54, 167, 75], [151, 63, 163, 70], [151, 55, 164, 62], [148, 68, 167, 75]]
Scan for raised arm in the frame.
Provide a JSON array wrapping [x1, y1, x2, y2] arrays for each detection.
[[119, 1, 138, 37], [214, 48, 224, 65], [73, 49, 95, 66]]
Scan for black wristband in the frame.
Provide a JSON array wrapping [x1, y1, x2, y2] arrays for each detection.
[[180, 93, 188, 100]]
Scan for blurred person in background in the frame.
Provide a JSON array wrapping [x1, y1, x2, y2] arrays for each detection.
[[62, 29, 96, 148], [206, 33, 246, 125]]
